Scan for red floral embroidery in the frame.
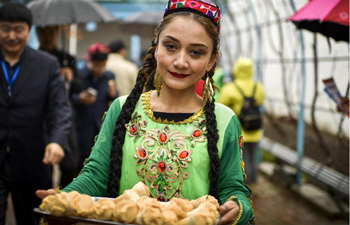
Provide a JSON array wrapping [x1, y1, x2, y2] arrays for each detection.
[[239, 136, 244, 148]]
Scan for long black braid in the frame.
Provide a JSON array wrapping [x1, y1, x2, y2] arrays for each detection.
[[204, 62, 221, 202], [106, 39, 157, 197]]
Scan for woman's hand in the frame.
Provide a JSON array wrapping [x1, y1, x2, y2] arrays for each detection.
[[36, 189, 57, 199], [218, 200, 240, 225]]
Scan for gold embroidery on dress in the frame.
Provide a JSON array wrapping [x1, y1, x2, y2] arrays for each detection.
[[141, 91, 205, 124]]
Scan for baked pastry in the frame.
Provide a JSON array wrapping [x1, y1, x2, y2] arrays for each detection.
[[70, 194, 94, 217], [190, 195, 219, 209], [47, 192, 71, 216], [162, 210, 178, 225], [179, 209, 218, 225], [169, 197, 193, 212], [131, 181, 151, 197], [91, 198, 115, 220], [122, 189, 140, 202], [136, 207, 163, 225], [65, 191, 82, 216], [112, 199, 139, 223], [66, 191, 80, 201], [195, 202, 220, 217], [179, 202, 220, 225], [113, 195, 123, 205], [161, 200, 186, 220], [137, 196, 161, 210], [39, 182, 221, 225], [39, 195, 56, 212]]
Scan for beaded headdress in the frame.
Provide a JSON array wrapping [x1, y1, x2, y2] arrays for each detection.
[[163, 0, 221, 32]]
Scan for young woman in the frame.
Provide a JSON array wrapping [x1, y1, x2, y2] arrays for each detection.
[[37, 1, 254, 224]]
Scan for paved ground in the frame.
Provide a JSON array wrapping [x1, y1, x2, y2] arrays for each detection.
[[252, 174, 348, 225], [5, 171, 348, 225]]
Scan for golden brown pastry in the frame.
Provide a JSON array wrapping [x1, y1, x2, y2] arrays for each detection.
[[112, 199, 139, 223], [131, 181, 151, 197], [162, 210, 178, 225], [190, 195, 219, 209], [194, 202, 220, 218], [91, 198, 115, 220], [169, 197, 193, 212], [39, 195, 56, 212], [66, 191, 81, 201], [136, 207, 163, 225], [137, 196, 161, 210], [179, 209, 218, 225], [47, 192, 71, 217], [161, 200, 186, 220], [113, 195, 123, 205], [180, 202, 220, 225], [122, 189, 140, 202], [70, 194, 95, 217], [64, 191, 82, 216]]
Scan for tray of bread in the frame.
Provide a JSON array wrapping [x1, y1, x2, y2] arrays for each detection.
[[35, 182, 221, 225]]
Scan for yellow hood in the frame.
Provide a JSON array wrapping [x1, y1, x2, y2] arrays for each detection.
[[232, 57, 254, 80]]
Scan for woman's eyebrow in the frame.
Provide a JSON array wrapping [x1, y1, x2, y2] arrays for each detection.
[[163, 35, 208, 49]]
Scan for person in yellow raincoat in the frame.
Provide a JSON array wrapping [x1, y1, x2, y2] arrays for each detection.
[[219, 57, 265, 184]]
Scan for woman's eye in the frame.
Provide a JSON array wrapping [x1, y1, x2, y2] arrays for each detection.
[[191, 50, 203, 57], [165, 44, 176, 51]]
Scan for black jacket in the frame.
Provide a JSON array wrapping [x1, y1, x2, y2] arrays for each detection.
[[0, 46, 71, 188]]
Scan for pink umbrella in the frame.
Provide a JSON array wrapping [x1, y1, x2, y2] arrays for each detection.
[[288, 0, 349, 42]]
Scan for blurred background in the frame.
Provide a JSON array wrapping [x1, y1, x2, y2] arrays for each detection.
[[1, 0, 349, 224]]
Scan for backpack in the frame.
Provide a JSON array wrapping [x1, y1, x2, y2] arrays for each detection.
[[234, 82, 263, 131]]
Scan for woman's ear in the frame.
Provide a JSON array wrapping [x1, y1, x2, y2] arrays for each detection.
[[154, 47, 158, 60], [207, 54, 217, 72]]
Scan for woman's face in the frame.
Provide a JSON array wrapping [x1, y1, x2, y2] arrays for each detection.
[[155, 16, 216, 92]]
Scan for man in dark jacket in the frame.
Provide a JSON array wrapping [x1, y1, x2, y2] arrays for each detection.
[[0, 3, 71, 225], [37, 25, 82, 188]]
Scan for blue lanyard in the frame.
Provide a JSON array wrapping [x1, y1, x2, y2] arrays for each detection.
[[1, 60, 20, 97]]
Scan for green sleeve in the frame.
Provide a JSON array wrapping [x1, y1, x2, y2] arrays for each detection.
[[219, 116, 255, 225], [62, 98, 122, 196]]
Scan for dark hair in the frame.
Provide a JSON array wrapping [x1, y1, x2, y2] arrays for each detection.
[[0, 3, 32, 28], [107, 11, 221, 201], [85, 43, 110, 61], [90, 53, 108, 61], [108, 40, 125, 53]]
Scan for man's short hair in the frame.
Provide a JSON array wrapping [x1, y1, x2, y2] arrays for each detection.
[[109, 40, 125, 53], [0, 2, 32, 28]]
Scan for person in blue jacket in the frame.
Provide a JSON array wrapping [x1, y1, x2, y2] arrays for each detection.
[[74, 43, 117, 169]]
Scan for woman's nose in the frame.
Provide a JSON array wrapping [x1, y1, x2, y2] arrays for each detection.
[[173, 51, 189, 69]]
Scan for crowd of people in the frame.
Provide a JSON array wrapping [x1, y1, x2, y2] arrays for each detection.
[[0, 1, 266, 225]]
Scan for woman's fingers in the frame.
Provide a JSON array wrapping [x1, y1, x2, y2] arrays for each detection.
[[218, 200, 239, 225], [36, 189, 57, 199]]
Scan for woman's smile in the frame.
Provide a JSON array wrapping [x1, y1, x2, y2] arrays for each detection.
[[169, 71, 189, 78]]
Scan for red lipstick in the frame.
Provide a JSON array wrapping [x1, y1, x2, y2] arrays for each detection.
[[170, 72, 189, 78]]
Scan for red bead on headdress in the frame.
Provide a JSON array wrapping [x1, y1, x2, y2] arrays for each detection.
[[163, 0, 221, 32]]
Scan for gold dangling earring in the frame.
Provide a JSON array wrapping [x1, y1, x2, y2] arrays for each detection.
[[153, 69, 162, 97], [202, 73, 214, 103]]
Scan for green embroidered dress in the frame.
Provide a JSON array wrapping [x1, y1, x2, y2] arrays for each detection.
[[63, 91, 254, 225]]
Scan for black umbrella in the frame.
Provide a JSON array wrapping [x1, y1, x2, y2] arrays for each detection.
[[27, 0, 115, 26], [118, 11, 163, 36]]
